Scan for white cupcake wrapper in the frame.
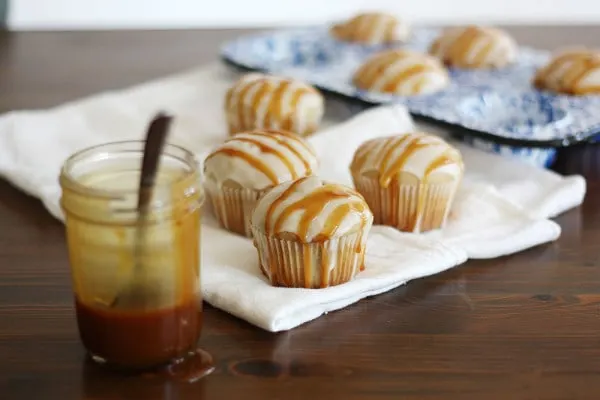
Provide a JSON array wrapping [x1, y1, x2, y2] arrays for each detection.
[[353, 175, 458, 233], [206, 185, 267, 237], [251, 228, 367, 289]]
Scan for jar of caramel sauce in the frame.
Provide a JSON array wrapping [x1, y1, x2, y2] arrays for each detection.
[[59, 141, 209, 372]]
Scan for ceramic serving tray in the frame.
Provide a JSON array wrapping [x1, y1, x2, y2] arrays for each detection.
[[220, 27, 600, 167]]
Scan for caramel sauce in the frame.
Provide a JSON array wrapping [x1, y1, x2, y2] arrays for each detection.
[[380, 136, 423, 187], [384, 64, 429, 93], [76, 298, 202, 369], [448, 26, 480, 66], [263, 81, 289, 128], [424, 151, 456, 177], [474, 40, 495, 66], [248, 80, 272, 128], [249, 130, 315, 174], [264, 177, 309, 235], [235, 79, 258, 131], [205, 147, 279, 185], [232, 137, 299, 180]]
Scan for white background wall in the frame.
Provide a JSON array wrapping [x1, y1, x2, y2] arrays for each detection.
[[8, 0, 600, 30]]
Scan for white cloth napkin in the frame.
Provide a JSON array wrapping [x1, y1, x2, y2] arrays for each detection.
[[0, 62, 586, 332]]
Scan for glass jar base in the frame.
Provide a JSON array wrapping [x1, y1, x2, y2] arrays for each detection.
[[87, 348, 215, 383]]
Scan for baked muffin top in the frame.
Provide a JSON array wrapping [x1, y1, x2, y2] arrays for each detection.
[[204, 129, 318, 191], [350, 133, 463, 187], [251, 176, 373, 242], [353, 49, 449, 95], [225, 73, 324, 136], [533, 48, 600, 95], [429, 25, 517, 69], [330, 12, 410, 45]]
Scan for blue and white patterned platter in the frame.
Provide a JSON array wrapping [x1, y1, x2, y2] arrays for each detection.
[[221, 27, 600, 167]]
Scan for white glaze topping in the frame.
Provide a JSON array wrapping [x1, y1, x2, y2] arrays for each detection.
[[203, 129, 318, 190], [225, 73, 324, 136], [429, 25, 517, 69], [534, 48, 600, 95], [353, 50, 449, 95], [350, 133, 463, 187], [251, 176, 373, 242], [331, 12, 410, 45]]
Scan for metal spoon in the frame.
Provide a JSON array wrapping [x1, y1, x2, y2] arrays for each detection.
[[110, 113, 173, 308]]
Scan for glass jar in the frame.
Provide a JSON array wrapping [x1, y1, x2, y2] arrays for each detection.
[[59, 141, 207, 371]]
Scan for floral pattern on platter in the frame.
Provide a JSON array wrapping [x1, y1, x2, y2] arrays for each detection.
[[220, 27, 600, 167]]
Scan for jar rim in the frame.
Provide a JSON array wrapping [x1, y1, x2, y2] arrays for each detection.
[[60, 140, 199, 200]]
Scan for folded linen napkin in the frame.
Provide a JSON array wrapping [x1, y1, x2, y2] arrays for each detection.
[[0, 62, 586, 331]]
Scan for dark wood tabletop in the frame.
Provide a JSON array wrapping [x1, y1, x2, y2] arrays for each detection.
[[1, 26, 600, 400]]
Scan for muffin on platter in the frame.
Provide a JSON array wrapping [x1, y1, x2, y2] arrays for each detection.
[[533, 48, 600, 95], [329, 12, 410, 45], [429, 25, 517, 69], [352, 49, 450, 96]]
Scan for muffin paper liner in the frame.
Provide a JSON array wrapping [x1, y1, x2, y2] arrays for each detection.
[[206, 185, 267, 237], [353, 175, 458, 233], [251, 228, 367, 288]]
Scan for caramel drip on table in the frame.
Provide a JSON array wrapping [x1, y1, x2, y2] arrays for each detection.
[[232, 137, 299, 180], [204, 148, 279, 185]]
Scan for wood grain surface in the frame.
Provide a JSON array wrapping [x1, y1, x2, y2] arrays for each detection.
[[1, 26, 600, 400]]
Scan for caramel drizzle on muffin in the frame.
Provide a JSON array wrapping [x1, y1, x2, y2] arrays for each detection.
[[353, 50, 448, 95], [204, 129, 317, 186], [261, 177, 371, 287], [351, 134, 462, 232], [331, 12, 400, 45], [429, 25, 515, 68], [225, 74, 322, 135], [533, 49, 600, 95], [351, 134, 462, 188]]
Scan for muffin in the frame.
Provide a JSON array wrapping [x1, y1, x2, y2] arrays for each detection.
[[204, 129, 318, 237], [225, 73, 324, 137], [251, 176, 373, 288], [533, 48, 600, 95], [353, 49, 450, 95], [429, 25, 517, 69], [350, 132, 463, 233], [330, 12, 410, 45]]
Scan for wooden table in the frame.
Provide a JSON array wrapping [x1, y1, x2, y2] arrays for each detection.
[[1, 26, 600, 400]]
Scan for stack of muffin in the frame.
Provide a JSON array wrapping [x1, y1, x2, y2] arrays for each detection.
[[205, 11, 600, 290], [205, 39, 467, 289]]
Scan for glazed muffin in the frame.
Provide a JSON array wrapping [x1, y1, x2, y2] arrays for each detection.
[[350, 132, 463, 233], [330, 12, 410, 45], [251, 176, 373, 288], [225, 73, 324, 137], [533, 48, 600, 95], [353, 49, 450, 95], [204, 129, 318, 237], [429, 25, 517, 69]]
